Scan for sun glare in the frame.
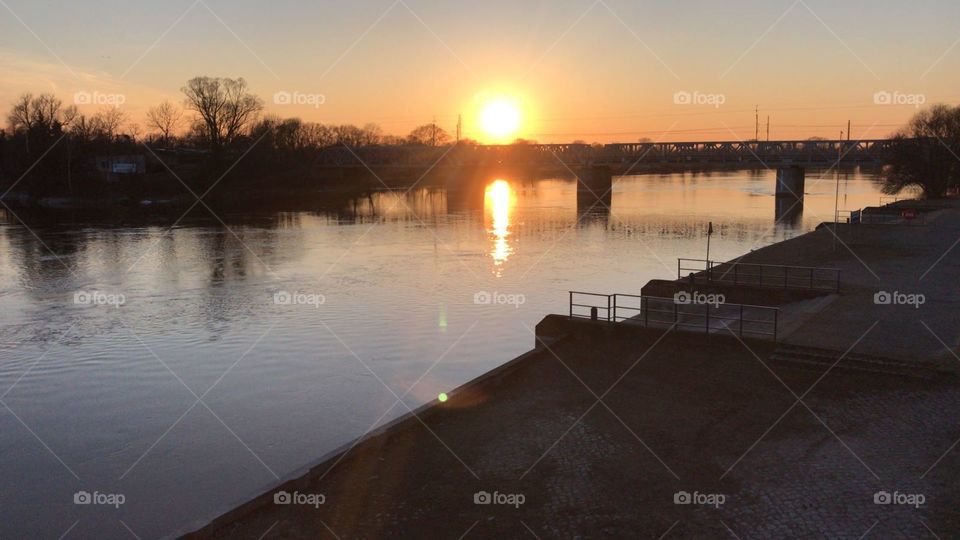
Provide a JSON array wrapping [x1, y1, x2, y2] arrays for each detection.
[[480, 99, 522, 141]]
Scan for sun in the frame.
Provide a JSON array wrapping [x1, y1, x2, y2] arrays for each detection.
[[480, 99, 521, 141]]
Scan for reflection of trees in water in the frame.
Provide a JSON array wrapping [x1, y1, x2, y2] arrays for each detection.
[[0, 210, 299, 343], [338, 188, 449, 222], [1, 218, 86, 295]]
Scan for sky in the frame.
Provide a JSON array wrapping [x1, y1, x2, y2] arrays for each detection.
[[1, 0, 959, 143]]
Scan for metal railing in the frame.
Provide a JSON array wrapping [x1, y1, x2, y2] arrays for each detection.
[[569, 291, 614, 321], [677, 258, 840, 292], [568, 292, 779, 341]]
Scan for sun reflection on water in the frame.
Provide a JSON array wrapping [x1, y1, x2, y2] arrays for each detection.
[[484, 179, 515, 274]]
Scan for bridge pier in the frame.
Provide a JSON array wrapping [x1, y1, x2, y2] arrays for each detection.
[[577, 165, 613, 193], [576, 166, 613, 214], [776, 166, 805, 199], [775, 196, 803, 225]]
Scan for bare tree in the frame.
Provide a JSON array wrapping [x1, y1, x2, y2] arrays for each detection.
[[6, 93, 76, 152], [360, 123, 383, 146], [145, 101, 184, 145], [407, 123, 450, 146], [91, 107, 127, 140], [882, 104, 960, 198], [125, 123, 143, 142], [181, 76, 264, 150]]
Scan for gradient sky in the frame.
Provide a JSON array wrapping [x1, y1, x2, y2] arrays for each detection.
[[1, 0, 959, 142]]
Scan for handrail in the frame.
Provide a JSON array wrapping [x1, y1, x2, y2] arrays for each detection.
[[678, 258, 839, 273], [567, 292, 779, 341], [677, 258, 840, 292]]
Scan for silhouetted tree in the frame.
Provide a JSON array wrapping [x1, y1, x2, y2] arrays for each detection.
[[359, 123, 383, 146], [6, 93, 76, 152], [91, 107, 127, 141], [882, 104, 960, 198], [407, 123, 450, 146], [145, 101, 184, 145], [181, 76, 263, 151]]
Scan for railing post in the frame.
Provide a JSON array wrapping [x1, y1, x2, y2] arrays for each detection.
[[569, 291, 573, 319], [644, 297, 649, 327], [591, 307, 598, 321], [612, 295, 617, 322], [677, 259, 681, 280], [607, 295, 612, 322]]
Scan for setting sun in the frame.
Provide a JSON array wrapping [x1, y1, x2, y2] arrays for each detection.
[[480, 99, 522, 142]]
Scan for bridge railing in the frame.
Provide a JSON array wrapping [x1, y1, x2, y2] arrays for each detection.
[[568, 292, 779, 341], [677, 258, 840, 292]]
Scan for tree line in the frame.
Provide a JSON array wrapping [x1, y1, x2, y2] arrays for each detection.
[[0, 76, 466, 199], [2, 74, 959, 200]]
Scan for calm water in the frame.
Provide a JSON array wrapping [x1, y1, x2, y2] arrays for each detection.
[[0, 170, 884, 538]]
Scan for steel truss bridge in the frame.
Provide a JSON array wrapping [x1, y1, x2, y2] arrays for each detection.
[[313, 139, 903, 171]]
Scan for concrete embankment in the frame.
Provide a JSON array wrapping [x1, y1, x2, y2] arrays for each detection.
[[180, 199, 960, 539]]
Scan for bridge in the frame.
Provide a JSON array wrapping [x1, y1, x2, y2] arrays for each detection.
[[315, 139, 898, 169], [313, 139, 902, 200]]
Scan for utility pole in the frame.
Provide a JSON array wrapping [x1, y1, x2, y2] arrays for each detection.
[[766, 116, 770, 141], [847, 120, 851, 141], [456, 114, 462, 143], [755, 105, 759, 141], [431, 115, 437, 147]]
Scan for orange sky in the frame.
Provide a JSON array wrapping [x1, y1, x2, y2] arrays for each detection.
[[1, 0, 959, 143]]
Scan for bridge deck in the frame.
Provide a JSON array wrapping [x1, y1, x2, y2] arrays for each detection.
[[313, 139, 900, 169]]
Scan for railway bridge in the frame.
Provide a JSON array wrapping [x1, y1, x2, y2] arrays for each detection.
[[314, 139, 903, 199]]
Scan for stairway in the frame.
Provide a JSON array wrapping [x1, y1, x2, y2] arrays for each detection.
[[769, 343, 953, 381]]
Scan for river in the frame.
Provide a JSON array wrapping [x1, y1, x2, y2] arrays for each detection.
[[0, 168, 886, 538]]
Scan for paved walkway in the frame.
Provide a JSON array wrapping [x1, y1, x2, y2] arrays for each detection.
[[737, 202, 960, 368]]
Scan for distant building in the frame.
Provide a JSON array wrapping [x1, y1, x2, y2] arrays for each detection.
[[96, 155, 146, 181], [96, 155, 146, 174]]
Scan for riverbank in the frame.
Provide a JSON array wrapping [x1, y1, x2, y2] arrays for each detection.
[[180, 200, 960, 539]]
